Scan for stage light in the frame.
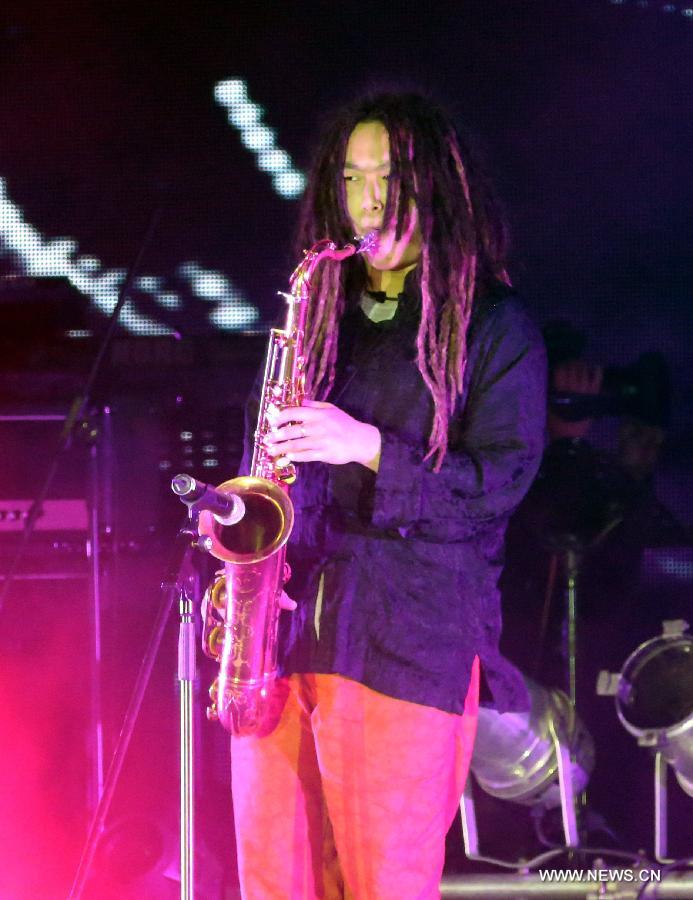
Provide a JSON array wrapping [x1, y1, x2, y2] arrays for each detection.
[[228, 101, 264, 128], [76, 255, 100, 272], [214, 78, 306, 199], [273, 171, 306, 198], [607, 0, 693, 18], [471, 678, 594, 806], [239, 125, 276, 152], [176, 261, 258, 329], [257, 149, 291, 172], [462, 677, 594, 858], [0, 177, 260, 334], [155, 292, 182, 309], [178, 264, 229, 300], [598, 620, 693, 861], [214, 79, 248, 106], [136, 276, 161, 292]]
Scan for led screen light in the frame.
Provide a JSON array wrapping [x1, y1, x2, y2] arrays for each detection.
[[214, 79, 306, 199], [608, 0, 693, 16], [0, 177, 259, 334]]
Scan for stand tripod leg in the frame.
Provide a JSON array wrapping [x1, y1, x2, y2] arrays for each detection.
[[654, 751, 673, 864], [550, 718, 579, 847], [68, 581, 178, 899], [460, 777, 480, 858], [567, 575, 577, 710], [87, 440, 105, 814]]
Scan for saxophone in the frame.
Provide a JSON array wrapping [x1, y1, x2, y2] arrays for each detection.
[[198, 232, 377, 736]]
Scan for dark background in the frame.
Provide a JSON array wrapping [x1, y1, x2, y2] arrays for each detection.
[[1, 0, 691, 504], [0, 1, 691, 897]]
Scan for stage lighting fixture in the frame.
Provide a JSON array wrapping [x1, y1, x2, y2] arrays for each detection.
[[461, 677, 594, 858], [608, 0, 693, 19], [597, 619, 693, 862], [0, 177, 259, 334], [214, 78, 306, 199]]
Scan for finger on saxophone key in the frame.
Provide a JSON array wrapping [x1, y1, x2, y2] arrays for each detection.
[[279, 591, 297, 611]]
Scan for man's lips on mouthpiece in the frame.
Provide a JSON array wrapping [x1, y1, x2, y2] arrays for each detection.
[[355, 229, 381, 254]]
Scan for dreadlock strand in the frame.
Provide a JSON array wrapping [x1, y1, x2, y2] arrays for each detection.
[[448, 138, 476, 225], [307, 263, 343, 400], [304, 272, 329, 357], [417, 247, 450, 468]]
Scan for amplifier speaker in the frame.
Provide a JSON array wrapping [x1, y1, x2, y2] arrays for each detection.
[[0, 405, 240, 897], [0, 571, 93, 898]]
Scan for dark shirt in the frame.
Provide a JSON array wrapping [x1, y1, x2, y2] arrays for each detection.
[[242, 281, 547, 715]]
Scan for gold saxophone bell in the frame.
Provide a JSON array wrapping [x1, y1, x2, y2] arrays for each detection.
[[198, 477, 294, 735]]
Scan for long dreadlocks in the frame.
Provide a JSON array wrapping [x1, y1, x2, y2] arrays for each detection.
[[296, 92, 511, 470]]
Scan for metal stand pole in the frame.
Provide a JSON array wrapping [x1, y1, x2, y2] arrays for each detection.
[[68, 579, 178, 899], [563, 548, 585, 829], [459, 778, 479, 858], [68, 524, 200, 899], [86, 421, 105, 814], [654, 751, 673, 864], [178, 582, 196, 899], [549, 717, 579, 847], [565, 549, 579, 711]]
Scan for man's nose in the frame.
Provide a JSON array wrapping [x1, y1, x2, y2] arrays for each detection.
[[362, 178, 385, 211]]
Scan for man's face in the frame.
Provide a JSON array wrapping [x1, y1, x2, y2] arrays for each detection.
[[343, 121, 422, 272]]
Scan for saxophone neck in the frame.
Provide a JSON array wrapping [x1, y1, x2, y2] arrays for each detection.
[[250, 231, 379, 480], [288, 231, 379, 300], [277, 290, 308, 343]]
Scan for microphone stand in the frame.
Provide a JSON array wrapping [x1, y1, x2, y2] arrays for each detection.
[[176, 508, 203, 900], [68, 517, 206, 899], [69, 483, 225, 899]]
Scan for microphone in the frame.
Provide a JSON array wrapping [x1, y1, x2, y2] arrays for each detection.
[[171, 474, 245, 526]]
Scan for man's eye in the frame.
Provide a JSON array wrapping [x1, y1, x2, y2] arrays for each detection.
[[343, 175, 358, 182]]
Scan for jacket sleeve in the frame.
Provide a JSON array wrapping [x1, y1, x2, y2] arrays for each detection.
[[370, 299, 547, 541]]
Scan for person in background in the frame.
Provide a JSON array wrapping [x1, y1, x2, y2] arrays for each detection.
[[500, 322, 688, 849]]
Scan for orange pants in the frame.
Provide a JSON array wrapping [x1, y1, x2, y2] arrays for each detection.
[[231, 657, 480, 900]]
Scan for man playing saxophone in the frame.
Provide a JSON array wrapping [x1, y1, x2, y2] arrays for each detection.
[[231, 91, 547, 899]]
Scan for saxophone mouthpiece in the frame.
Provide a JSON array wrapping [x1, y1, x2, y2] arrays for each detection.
[[329, 231, 379, 262], [354, 231, 379, 254]]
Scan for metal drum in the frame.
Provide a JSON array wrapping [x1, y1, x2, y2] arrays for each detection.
[[471, 678, 594, 808], [615, 628, 693, 796]]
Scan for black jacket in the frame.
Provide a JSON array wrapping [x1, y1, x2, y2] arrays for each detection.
[[243, 282, 547, 714]]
